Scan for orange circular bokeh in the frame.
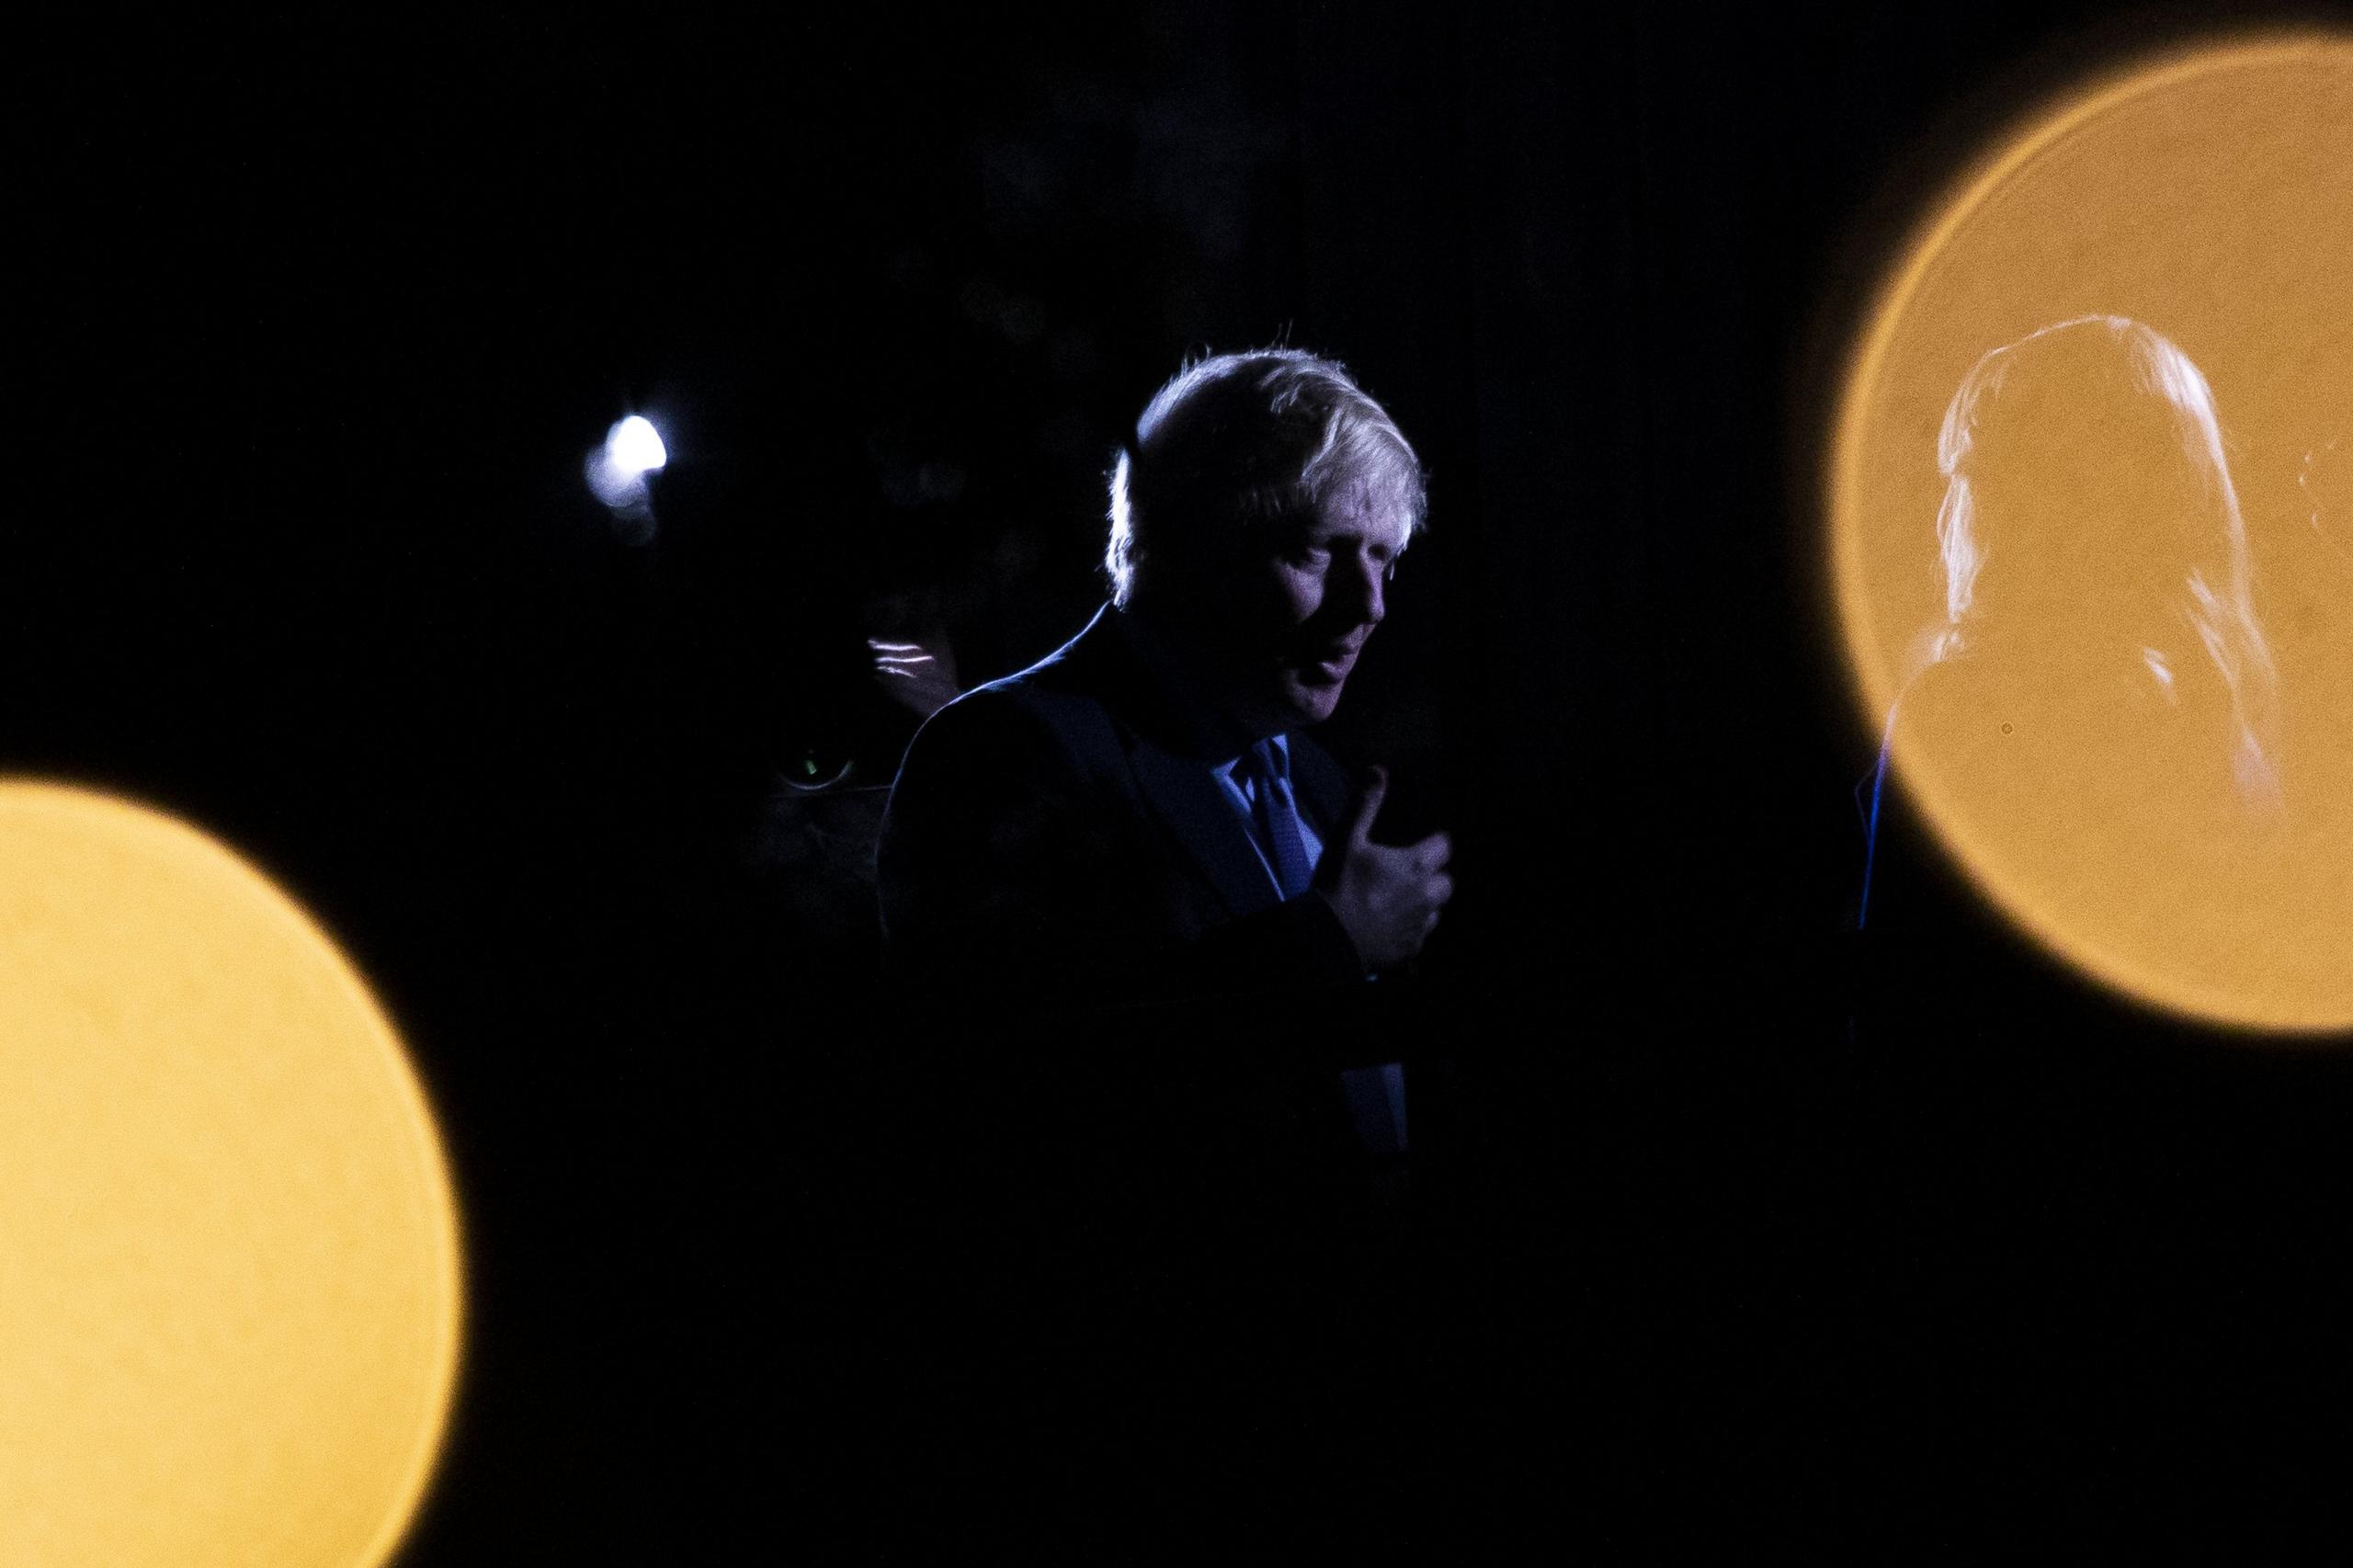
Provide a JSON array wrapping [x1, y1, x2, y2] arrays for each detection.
[[1830, 33, 2353, 1035], [0, 782, 463, 1566]]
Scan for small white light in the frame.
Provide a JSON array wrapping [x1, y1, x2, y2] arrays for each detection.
[[606, 415, 667, 479], [586, 415, 668, 523]]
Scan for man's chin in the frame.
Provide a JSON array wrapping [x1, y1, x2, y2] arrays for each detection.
[[1227, 673, 1345, 734], [1279, 676, 1345, 726]]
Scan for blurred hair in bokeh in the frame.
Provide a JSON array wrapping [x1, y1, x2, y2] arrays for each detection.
[[1910, 316, 2279, 811]]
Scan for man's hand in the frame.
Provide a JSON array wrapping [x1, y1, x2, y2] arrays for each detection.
[[1313, 766, 1453, 971], [870, 635, 961, 720]]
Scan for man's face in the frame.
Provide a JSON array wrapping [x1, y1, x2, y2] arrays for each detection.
[[1214, 487, 1407, 734]]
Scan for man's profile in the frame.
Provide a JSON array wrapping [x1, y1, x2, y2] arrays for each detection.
[[875, 347, 1450, 1175]]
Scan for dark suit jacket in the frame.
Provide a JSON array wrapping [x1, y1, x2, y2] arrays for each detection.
[[877, 602, 1368, 1015], [871, 607, 1435, 1468], [874, 603, 1395, 1218]]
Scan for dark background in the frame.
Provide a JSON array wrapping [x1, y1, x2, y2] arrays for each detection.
[[15, 4, 2350, 1558]]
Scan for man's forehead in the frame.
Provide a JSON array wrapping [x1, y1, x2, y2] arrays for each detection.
[[1305, 488, 1414, 549]]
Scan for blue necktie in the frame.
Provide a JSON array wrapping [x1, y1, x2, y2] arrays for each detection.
[[1243, 738, 1313, 900]]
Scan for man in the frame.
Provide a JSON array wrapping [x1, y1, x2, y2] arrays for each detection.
[[877, 347, 1451, 1173], [877, 347, 1450, 1020], [871, 348, 1453, 1505]]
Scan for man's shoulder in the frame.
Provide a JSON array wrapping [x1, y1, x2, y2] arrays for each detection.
[[898, 652, 1125, 792], [927, 665, 1112, 748], [919, 611, 1127, 746]]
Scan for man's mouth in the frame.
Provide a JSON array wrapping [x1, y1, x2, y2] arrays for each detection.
[[1298, 646, 1358, 683]]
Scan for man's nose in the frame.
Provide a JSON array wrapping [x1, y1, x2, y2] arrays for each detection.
[[1339, 551, 1386, 628]]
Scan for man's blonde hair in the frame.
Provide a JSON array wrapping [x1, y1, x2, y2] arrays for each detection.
[[1106, 348, 1426, 608]]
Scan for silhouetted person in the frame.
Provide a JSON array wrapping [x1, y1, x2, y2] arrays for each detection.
[[1839, 318, 2312, 1534], [1860, 317, 2284, 951], [743, 585, 965, 992]]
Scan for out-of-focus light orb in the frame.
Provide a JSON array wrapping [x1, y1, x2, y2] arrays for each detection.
[[606, 414, 667, 478], [1830, 32, 2353, 1036], [0, 782, 463, 1566], [586, 415, 666, 524]]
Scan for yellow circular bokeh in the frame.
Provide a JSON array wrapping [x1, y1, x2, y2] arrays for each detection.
[[1831, 32, 2353, 1035], [0, 782, 462, 1566]]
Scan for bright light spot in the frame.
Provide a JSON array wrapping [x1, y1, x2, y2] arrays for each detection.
[[606, 415, 667, 478], [586, 415, 667, 530]]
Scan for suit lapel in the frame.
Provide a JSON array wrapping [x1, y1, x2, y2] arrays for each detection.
[[1126, 737, 1281, 921], [1286, 732, 1350, 842], [1051, 605, 1309, 921]]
